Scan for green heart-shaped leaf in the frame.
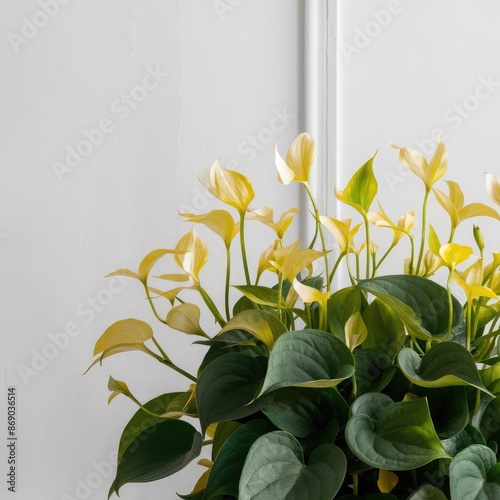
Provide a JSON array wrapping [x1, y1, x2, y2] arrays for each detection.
[[196, 352, 268, 433], [259, 329, 355, 394], [346, 397, 449, 470], [239, 431, 346, 499], [398, 342, 492, 395], [109, 419, 202, 498], [262, 387, 348, 437], [407, 485, 448, 499], [450, 444, 500, 499], [204, 420, 275, 500], [357, 275, 463, 340], [442, 424, 486, 456], [354, 349, 396, 396]]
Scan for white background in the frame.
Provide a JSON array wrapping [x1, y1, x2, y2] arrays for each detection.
[[3, 1, 500, 499]]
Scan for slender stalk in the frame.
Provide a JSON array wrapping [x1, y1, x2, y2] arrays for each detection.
[[202, 439, 214, 446], [148, 349, 197, 382], [472, 389, 481, 423], [415, 189, 430, 276], [224, 246, 231, 321], [277, 272, 284, 321], [346, 249, 355, 285], [374, 243, 396, 274], [408, 235, 415, 275], [239, 212, 251, 285], [144, 283, 168, 325], [448, 225, 456, 243], [328, 251, 346, 286], [198, 286, 226, 327], [152, 337, 170, 362], [304, 183, 330, 292], [352, 473, 359, 496], [355, 253, 360, 281], [305, 304, 312, 329], [445, 271, 454, 339], [362, 214, 371, 278], [466, 299, 473, 351]]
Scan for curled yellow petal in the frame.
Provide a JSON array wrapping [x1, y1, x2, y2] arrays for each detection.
[[174, 228, 208, 284], [486, 173, 500, 206], [292, 278, 329, 307], [439, 243, 473, 269], [200, 159, 254, 213], [247, 206, 299, 239], [257, 242, 278, 281], [392, 138, 447, 189], [166, 303, 206, 337], [181, 210, 239, 248], [378, 469, 399, 494], [275, 133, 316, 184]]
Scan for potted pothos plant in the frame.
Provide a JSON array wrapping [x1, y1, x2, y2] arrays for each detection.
[[88, 133, 500, 499]]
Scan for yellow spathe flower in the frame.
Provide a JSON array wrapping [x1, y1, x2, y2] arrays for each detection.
[[199, 159, 254, 214], [378, 469, 399, 494], [368, 202, 415, 245], [166, 303, 207, 337], [180, 210, 239, 248], [174, 228, 208, 284], [256, 241, 279, 282], [433, 180, 499, 232], [439, 243, 473, 269], [454, 258, 497, 301], [292, 277, 329, 309], [270, 240, 328, 282], [486, 173, 500, 206], [391, 138, 447, 190], [334, 154, 378, 216], [320, 216, 361, 253], [246, 206, 299, 239], [275, 132, 315, 185]]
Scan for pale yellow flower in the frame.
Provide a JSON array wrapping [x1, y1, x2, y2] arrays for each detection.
[[439, 243, 473, 269], [180, 210, 239, 248], [368, 201, 414, 245], [199, 159, 254, 214], [275, 133, 315, 185], [246, 206, 299, 239], [391, 138, 447, 190], [174, 228, 208, 284], [486, 173, 500, 206], [320, 216, 361, 253]]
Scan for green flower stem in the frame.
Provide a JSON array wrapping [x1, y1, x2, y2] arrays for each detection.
[[352, 473, 359, 496], [408, 235, 415, 275], [304, 182, 330, 292], [374, 243, 396, 274], [202, 439, 214, 446], [362, 214, 371, 279], [415, 188, 430, 276], [445, 271, 454, 339], [328, 251, 346, 286], [472, 389, 481, 423], [239, 212, 251, 286], [152, 337, 170, 362], [224, 246, 231, 321], [466, 299, 473, 351], [355, 253, 360, 281], [346, 250, 356, 286], [144, 282, 168, 326], [198, 285, 226, 327], [448, 224, 456, 243], [147, 349, 197, 382], [305, 304, 312, 329], [277, 272, 284, 321]]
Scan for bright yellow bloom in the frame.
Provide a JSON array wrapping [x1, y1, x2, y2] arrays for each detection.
[[166, 303, 207, 337], [246, 206, 299, 239], [454, 258, 498, 301], [391, 138, 447, 190], [199, 159, 254, 214], [334, 154, 378, 215], [378, 469, 399, 494], [292, 277, 329, 309], [433, 180, 499, 232], [320, 216, 361, 253], [270, 240, 328, 282], [180, 210, 239, 248], [368, 202, 414, 245], [439, 243, 473, 269], [486, 173, 500, 206], [275, 133, 315, 185], [174, 228, 208, 284]]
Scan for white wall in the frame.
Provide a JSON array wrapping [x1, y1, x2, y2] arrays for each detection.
[[336, 0, 500, 279], [0, 1, 300, 498]]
